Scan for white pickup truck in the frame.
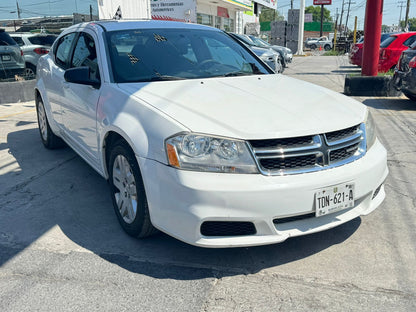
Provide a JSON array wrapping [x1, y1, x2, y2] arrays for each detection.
[[305, 36, 333, 50]]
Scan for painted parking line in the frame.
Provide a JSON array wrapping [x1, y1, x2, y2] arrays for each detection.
[[0, 108, 36, 119]]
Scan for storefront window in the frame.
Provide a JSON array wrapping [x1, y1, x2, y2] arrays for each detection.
[[197, 13, 213, 26], [223, 18, 234, 32], [215, 16, 221, 29]]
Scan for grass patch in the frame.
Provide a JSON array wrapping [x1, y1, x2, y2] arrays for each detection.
[[323, 50, 344, 56]]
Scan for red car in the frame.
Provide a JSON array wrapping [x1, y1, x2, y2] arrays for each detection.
[[349, 32, 416, 72]]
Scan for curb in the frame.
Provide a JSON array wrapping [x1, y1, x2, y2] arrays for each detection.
[[0, 80, 36, 104], [344, 75, 402, 97]]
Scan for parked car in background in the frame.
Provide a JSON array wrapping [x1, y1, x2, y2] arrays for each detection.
[[0, 29, 25, 79], [378, 32, 416, 72], [393, 41, 416, 100], [35, 20, 388, 248], [246, 35, 293, 68], [229, 33, 283, 73], [349, 33, 394, 67], [305, 36, 332, 50], [10, 33, 58, 79]]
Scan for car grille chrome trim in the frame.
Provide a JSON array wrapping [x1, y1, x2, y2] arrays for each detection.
[[248, 124, 366, 176]]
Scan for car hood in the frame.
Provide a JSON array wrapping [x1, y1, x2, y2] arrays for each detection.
[[118, 74, 366, 140]]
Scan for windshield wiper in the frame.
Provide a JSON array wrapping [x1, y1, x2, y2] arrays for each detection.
[[149, 75, 184, 81], [223, 71, 253, 77]]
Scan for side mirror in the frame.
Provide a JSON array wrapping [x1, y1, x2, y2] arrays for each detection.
[[64, 66, 100, 89]]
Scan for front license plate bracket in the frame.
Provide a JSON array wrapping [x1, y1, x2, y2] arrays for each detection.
[[315, 183, 355, 217]]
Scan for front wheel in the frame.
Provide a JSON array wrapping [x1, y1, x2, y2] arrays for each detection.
[[108, 140, 157, 238], [310, 44, 317, 50], [324, 45, 331, 51]]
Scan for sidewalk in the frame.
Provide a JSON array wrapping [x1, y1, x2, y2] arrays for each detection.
[[285, 55, 361, 93]]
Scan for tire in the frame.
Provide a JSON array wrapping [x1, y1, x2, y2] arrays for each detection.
[[36, 97, 65, 149], [280, 59, 285, 73], [108, 140, 158, 238], [403, 91, 416, 101], [24, 63, 36, 80], [324, 45, 331, 51], [310, 44, 317, 50]]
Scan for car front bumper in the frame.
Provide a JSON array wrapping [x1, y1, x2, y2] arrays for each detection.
[[139, 139, 388, 248]]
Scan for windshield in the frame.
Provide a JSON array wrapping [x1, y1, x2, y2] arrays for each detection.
[[106, 28, 270, 83], [249, 36, 270, 48], [28, 35, 57, 46]]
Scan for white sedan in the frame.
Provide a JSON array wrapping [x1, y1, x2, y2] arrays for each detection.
[[35, 20, 388, 247]]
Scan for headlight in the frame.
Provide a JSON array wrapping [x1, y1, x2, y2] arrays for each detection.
[[365, 110, 377, 149], [165, 133, 259, 174]]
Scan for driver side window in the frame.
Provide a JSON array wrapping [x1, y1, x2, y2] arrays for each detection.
[[71, 33, 100, 81]]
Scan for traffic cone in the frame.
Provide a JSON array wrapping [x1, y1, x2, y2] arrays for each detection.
[[319, 45, 322, 51]]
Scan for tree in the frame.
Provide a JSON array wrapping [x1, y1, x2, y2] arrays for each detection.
[[400, 18, 416, 31], [305, 5, 332, 22], [381, 25, 390, 33], [259, 8, 284, 23]]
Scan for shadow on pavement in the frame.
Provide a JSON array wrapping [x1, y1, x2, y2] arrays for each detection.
[[363, 97, 416, 111], [0, 128, 361, 280]]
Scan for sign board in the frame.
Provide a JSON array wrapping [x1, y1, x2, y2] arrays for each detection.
[[151, 0, 197, 23], [98, 0, 151, 19], [313, 0, 332, 5], [253, 0, 277, 10], [222, 0, 252, 10], [305, 13, 313, 22]]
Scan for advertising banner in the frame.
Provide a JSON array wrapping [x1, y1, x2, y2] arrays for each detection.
[[151, 0, 197, 23], [252, 0, 277, 10]]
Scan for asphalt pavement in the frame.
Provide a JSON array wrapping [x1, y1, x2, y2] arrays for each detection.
[[1, 55, 415, 311]]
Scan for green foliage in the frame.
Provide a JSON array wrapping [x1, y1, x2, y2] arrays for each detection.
[[323, 50, 343, 56], [259, 8, 284, 23], [305, 5, 332, 22], [399, 18, 416, 31], [381, 24, 389, 33]]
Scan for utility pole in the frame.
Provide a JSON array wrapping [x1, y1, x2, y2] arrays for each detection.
[[344, 0, 355, 37], [404, 0, 411, 31], [398, 1, 406, 30], [90, 5, 93, 21], [15, 0, 21, 19], [339, 0, 345, 33], [291, 0, 293, 10]]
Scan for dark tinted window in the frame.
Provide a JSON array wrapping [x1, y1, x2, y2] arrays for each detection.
[[106, 28, 270, 83], [0, 30, 18, 46], [28, 35, 57, 46], [11, 36, 24, 46], [403, 35, 416, 47], [71, 32, 100, 81], [380, 36, 396, 48], [55, 33, 76, 68]]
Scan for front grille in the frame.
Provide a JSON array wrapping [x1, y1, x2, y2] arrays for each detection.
[[260, 154, 317, 170], [200, 221, 256, 236], [248, 124, 365, 175], [330, 143, 360, 162], [325, 125, 359, 143]]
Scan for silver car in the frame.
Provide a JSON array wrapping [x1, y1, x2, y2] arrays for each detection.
[[10, 33, 57, 79], [0, 29, 25, 80]]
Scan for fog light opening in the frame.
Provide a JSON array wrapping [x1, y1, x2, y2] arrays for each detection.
[[372, 184, 383, 200]]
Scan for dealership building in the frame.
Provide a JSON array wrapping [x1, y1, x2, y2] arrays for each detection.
[[98, 0, 277, 34]]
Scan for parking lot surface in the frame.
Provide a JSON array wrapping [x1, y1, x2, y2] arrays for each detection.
[[1, 56, 415, 311]]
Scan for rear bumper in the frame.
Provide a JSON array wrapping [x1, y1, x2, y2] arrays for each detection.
[[0, 67, 25, 79], [139, 139, 388, 248], [393, 68, 416, 94]]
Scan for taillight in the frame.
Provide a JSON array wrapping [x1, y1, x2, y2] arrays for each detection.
[[20, 49, 23, 56], [380, 49, 391, 60], [33, 47, 49, 55], [409, 56, 416, 68]]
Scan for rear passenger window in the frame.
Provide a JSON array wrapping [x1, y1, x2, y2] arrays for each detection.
[[55, 33, 76, 69], [11, 37, 24, 46], [403, 36, 416, 47]]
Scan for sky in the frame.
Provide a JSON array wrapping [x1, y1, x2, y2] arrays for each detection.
[[0, 0, 408, 30]]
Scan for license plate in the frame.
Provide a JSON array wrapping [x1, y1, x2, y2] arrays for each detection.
[[1, 55, 11, 61], [315, 183, 355, 217]]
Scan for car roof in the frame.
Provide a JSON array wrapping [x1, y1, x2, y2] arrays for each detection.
[[69, 20, 221, 33]]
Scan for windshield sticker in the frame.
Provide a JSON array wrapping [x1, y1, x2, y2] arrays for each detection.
[[128, 54, 139, 64], [154, 34, 167, 42]]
